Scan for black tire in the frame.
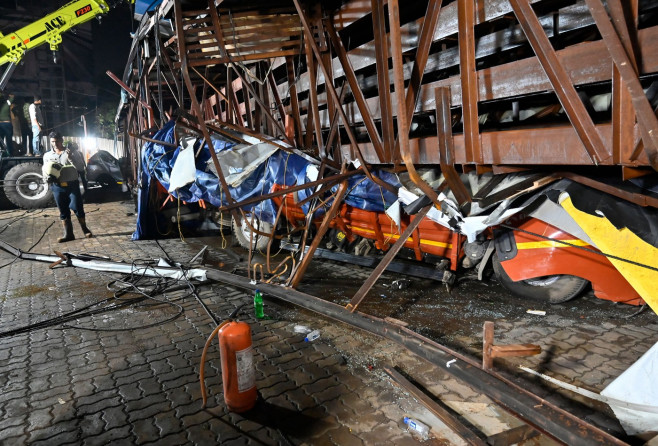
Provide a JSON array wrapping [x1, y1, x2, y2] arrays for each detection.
[[3, 162, 53, 209], [492, 254, 588, 304], [232, 215, 273, 251]]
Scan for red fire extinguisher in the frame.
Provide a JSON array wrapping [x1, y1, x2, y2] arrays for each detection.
[[200, 309, 257, 412]]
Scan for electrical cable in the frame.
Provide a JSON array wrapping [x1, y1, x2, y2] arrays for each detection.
[[499, 223, 658, 273]]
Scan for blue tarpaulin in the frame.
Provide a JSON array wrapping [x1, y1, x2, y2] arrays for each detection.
[[135, 0, 163, 16], [133, 122, 401, 239]]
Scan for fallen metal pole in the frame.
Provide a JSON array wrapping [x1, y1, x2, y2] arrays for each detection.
[[0, 240, 207, 281], [201, 267, 627, 446], [384, 367, 487, 446]]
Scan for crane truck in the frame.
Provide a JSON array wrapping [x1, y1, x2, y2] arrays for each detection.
[[0, 0, 133, 209]]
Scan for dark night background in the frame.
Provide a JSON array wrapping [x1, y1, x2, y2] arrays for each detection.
[[0, 0, 135, 137]]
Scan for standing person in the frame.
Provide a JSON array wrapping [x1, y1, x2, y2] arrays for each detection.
[[0, 91, 14, 155], [43, 131, 93, 242], [29, 95, 44, 156], [20, 98, 32, 154], [10, 97, 22, 154]]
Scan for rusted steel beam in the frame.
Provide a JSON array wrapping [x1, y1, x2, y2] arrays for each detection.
[[586, 0, 658, 171], [230, 74, 246, 127], [388, 0, 442, 206], [174, 0, 238, 217], [403, 0, 442, 133], [320, 15, 336, 160], [235, 63, 292, 144], [107, 70, 155, 128], [349, 123, 630, 166], [384, 367, 488, 446], [294, 0, 396, 194], [558, 171, 658, 208], [306, 0, 550, 98], [226, 67, 235, 125], [325, 20, 386, 163], [482, 322, 541, 370], [371, 0, 394, 162], [389, 0, 444, 164], [458, 0, 482, 165], [259, 63, 274, 136], [285, 56, 302, 147], [326, 26, 658, 135], [346, 205, 432, 313], [325, 82, 349, 156], [205, 0, 290, 142], [268, 70, 287, 139], [509, 0, 609, 166], [304, 32, 325, 155], [610, 0, 638, 165], [289, 180, 349, 288], [436, 87, 472, 209], [486, 425, 540, 446], [202, 266, 628, 446]]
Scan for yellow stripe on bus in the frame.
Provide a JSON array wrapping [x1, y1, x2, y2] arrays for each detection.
[[346, 226, 452, 249], [516, 239, 590, 250]]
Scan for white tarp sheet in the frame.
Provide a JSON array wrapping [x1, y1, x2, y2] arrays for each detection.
[[601, 341, 658, 435]]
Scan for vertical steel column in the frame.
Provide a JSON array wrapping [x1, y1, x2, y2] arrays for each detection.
[[304, 25, 324, 153], [286, 56, 302, 147], [289, 180, 349, 288], [226, 67, 234, 124], [509, 0, 609, 165], [371, 0, 394, 162], [294, 0, 396, 194], [174, 0, 238, 216], [436, 87, 472, 209], [326, 21, 386, 163], [389, 0, 442, 205], [458, 0, 482, 165], [346, 205, 432, 313], [585, 0, 658, 170], [610, 0, 638, 165]]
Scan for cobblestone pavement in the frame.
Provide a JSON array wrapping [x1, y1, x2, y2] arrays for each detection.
[[0, 198, 657, 445]]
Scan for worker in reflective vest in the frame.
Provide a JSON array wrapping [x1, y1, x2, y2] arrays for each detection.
[[43, 131, 93, 242]]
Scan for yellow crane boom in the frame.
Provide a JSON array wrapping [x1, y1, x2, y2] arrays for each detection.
[[0, 0, 133, 89]]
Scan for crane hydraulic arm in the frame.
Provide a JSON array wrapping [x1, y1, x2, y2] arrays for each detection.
[[0, 0, 134, 90]]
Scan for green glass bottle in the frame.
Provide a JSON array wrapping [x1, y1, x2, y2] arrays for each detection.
[[254, 289, 264, 319]]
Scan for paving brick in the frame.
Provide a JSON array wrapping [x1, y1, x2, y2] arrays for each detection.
[[26, 407, 53, 432], [186, 423, 218, 445], [82, 426, 134, 446], [0, 424, 25, 442], [102, 406, 129, 431], [80, 411, 106, 437], [326, 425, 365, 445], [31, 429, 79, 446], [154, 409, 183, 437], [131, 418, 161, 444], [128, 400, 171, 423]]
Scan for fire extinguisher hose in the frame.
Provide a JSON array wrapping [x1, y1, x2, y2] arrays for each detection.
[[199, 305, 244, 408]]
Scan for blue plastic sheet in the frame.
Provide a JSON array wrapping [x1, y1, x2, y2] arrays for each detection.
[[133, 122, 401, 239]]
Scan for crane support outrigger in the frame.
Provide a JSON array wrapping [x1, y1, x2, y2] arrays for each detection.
[[0, 0, 134, 91]]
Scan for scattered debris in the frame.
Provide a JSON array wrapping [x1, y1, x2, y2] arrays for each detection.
[[526, 310, 546, 316], [304, 330, 321, 342]]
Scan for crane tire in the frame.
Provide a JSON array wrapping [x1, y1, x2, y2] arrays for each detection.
[[3, 162, 54, 209]]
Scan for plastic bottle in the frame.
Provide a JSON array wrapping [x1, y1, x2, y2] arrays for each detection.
[[254, 289, 264, 319], [403, 417, 430, 440], [304, 329, 320, 342]]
